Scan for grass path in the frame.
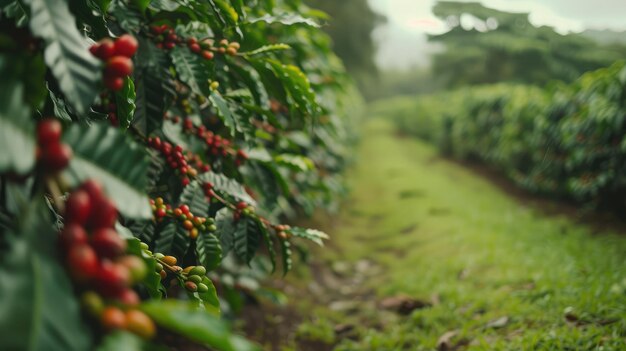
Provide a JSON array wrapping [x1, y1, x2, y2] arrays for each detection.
[[314, 117, 626, 350]]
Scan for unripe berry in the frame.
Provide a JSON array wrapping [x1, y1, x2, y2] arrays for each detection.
[[59, 223, 88, 250], [189, 266, 206, 276], [67, 244, 99, 282], [125, 310, 156, 339], [117, 256, 147, 282], [105, 56, 133, 78], [113, 34, 138, 58], [91, 228, 126, 258], [162, 255, 177, 266], [81, 291, 104, 316], [37, 119, 62, 146], [185, 281, 197, 292], [197, 283, 209, 293], [226, 47, 237, 56], [101, 307, 126, 330], [187, 275, 202, 284], [116, 288, 140, 306], [65, 190, 92, 225]]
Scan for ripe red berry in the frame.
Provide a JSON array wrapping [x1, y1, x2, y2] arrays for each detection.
[[116, 288, 140, 305], [59, 224, 88, 250], [189, 43, 201, 53], [67, 244, 100, 282], [179, 204, 190, 214], [201, 50, 214, 60], [94, 39, 116, 60], [105, 56, 133, 78], [95, 261, 131, 297], [41, 143, 72, 172], [91, 228, 127, 258], [88, 196, 118, 229], [113, 34, 138, 58], [37, 119, 62, 146], [104, 76, 124, 91], [65, 190, 92, 225], [101, 307, 127, 330], [164, 41, 176, 50], [236, 201, 248, 210], [80, 180, 104, 202]]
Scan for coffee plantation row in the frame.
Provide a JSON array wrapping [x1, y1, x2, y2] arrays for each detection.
[[385, 61, 626, 210], [0, 0, 358, 349]]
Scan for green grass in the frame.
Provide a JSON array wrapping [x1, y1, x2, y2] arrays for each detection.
[[316, 117, 626, 350]]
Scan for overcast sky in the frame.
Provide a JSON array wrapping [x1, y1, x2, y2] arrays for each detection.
[[370, 0, 626, 70]]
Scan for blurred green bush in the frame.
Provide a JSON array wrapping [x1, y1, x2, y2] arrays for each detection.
[[380, 61, 626, 210]]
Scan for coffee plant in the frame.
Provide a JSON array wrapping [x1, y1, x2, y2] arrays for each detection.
[[389, 61, 626, 211], [0, 0, 358, 349]]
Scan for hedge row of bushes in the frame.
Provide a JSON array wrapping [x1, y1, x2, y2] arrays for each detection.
[[383, 61, 626, 210]]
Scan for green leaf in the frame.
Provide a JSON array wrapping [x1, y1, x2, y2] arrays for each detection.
[[286, 227, 329, 246], [97, 331, 145, 351], [0, 70, 34, 174], [0, 200, 92, 351], [115, 77, 136, 130], [233, 217, 261, 265], [197, 276, 220, 313], [274, 154, 314, 172], [246, 12, 319, 27], [196, 232, 222, 271], [154, 221, 190, 258], [199, 172, 257, 205], [141, 300, 259, 351], [62, 123, 152, 219], [134, 66, 173, 135], [228, 61, 270, 108], [243, 43, 291, 57], [254, 217, 276, 273], [260, 59, 319, 116], [179, 181, 210, 216], [215, 208, 235, 256], [279, 239, 292, 276], [171, 47, 210, 96], [209, 92, 237, 137], [24, 0, 100, 113]]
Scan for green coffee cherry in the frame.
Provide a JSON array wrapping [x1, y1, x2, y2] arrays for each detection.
[[197, 283, 209, 293], [188, 275, 202, 284], [154, 253, 165, 260], [189, 266, 206, 276], [155, 263, 164, 272]]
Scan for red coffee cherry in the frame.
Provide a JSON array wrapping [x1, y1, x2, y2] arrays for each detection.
[[92, 39, 116, 60], [95, 260, 131, 297], [91, 228, 127, 258], [41, 143, 72, 172], [116, 288, 140, 306], [104, 76, 124, 91], [87, 196, 118, 230], [65, 190, 92, 225], [80, 180, 104, 203], [67, 244, 100, 282], [105, 56, 133, 78], [201, 51, 214, 60], [59, 223, 88, 250], [113, 35, 138, 57], [37, 119, 62, 146]]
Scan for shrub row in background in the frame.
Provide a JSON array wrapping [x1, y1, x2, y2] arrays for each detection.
[[0, 0, 359, 349], [381, 61, 626, 210]]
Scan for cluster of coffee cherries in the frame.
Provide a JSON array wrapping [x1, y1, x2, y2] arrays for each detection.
[[150, 24, 179, 50], [97, 92, 120, 126], [37, 119, 72, 173], [152, 253, 211, 293], [233, 201, 255, 222], [274, 224, 293, 240], [150, 198, 217, 239], [186, 37, 214, 60], [60, 180, 155, 338], [216, 38, 240, 56], [90, 35, 137, 91], [147, 137, 207, 186]]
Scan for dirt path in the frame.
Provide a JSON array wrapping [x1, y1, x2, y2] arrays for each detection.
[[243, 117, 626, 351]]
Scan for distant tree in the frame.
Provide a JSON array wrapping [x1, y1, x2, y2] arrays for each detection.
[[306, 0, 385, 97], [429, 1, 626, 87]]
